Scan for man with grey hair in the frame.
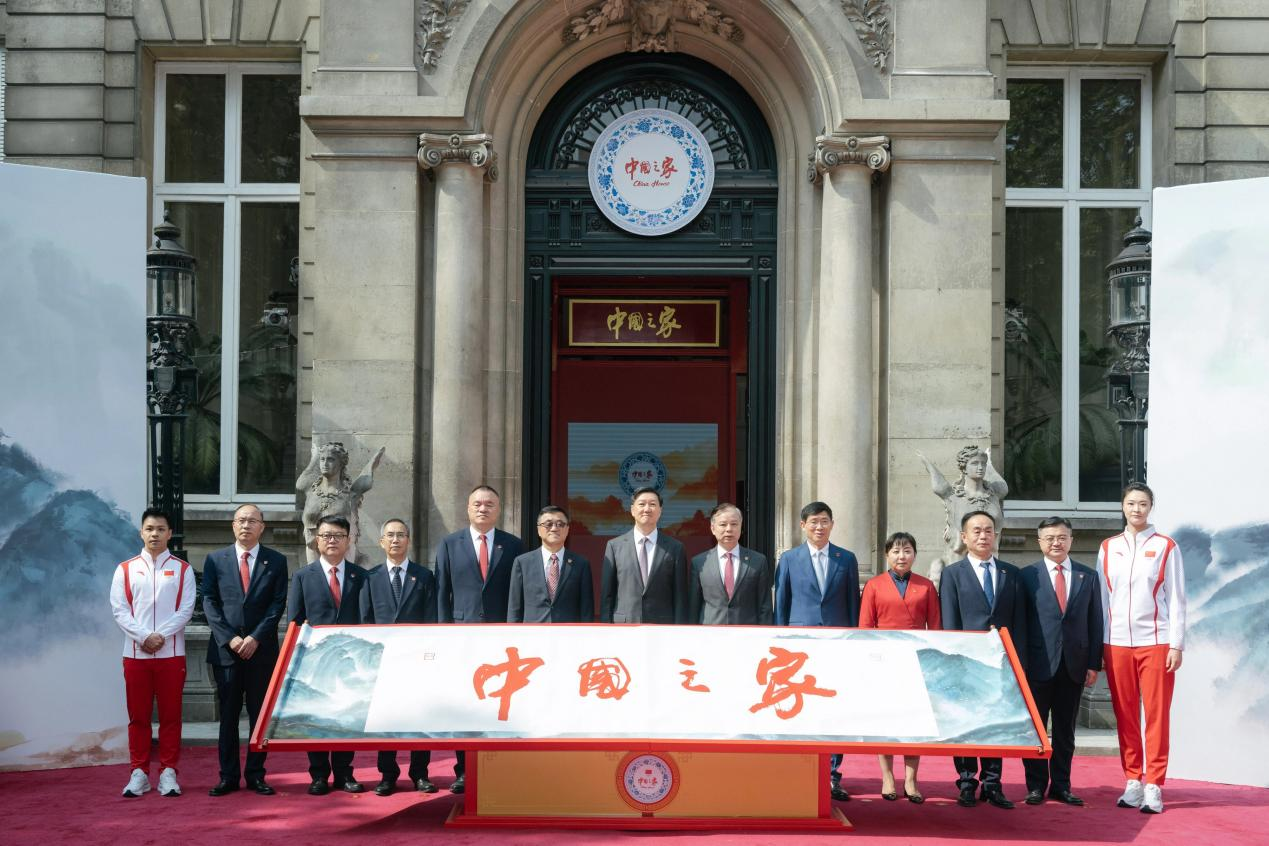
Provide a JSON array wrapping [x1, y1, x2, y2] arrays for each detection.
[[688, 503, 772, 625]]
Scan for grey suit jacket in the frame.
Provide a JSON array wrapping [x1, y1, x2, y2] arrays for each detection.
[[599, 529, 688, 624], [688, 546, 772, 625], [507, 548, 594, 623]]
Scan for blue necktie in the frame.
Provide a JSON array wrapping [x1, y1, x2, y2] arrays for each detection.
[[980, 562, 995, 609]]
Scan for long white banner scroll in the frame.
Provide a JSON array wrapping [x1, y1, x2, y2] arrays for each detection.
[[257, 624, 1046, 756]]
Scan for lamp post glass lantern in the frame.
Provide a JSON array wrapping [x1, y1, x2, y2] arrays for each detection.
[[146, 211, 198, 561], [1105, 216, 1151, 490]]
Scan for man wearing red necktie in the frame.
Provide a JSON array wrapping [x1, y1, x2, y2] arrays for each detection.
[[202, 504, 289, 797], [687, 503, 772, 625], [434, 485, 524, 792], [286, 514, 367, 795]]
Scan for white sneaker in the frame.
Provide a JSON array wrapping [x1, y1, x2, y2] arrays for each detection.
[[1117, 779, 1144, 808], [157, 767, 181, 797], [1140, 783, 1163, 814], [122, 768, 150, 797]]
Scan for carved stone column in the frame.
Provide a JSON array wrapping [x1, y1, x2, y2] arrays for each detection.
[[809, 135, 891, 561], [418, 133, 498, 544]]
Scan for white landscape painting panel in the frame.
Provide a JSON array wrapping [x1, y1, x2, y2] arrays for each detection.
[[267, 625, 1042, 749], [0, 163, 147, 771], [1151, 176, 1269, 787]]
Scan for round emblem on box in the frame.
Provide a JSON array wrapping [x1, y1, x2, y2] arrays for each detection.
[[619, 451, 667, 498], [588, 108, 715, 237], [616, 752, 680, 812]]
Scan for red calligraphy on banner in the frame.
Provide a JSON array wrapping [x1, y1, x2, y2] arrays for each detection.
[[678, 658, 710, 693], [748, 647, 837, 720], [578, 657, 631, 700], [472, 647, 545, 721]]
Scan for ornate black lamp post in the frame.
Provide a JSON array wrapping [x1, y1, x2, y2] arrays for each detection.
[[146, 211, 198, 561], [1106, 217, 1152, 489]]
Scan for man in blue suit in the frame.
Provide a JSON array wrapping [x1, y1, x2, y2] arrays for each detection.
[[287, 514, 367, 795], [508, 505, 594, 623], [203, 504, 289, 797], [774, 501, 860, 801], [434, 484, 524, 792], [939, 510, 1028, 809], [1019, 517, 1103, 807], [360, 518, 439, 796]]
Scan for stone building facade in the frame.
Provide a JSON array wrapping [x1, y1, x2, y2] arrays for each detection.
[[3, 2, 1268, 722]]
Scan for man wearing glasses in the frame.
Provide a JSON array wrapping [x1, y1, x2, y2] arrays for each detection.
[[287, 514, 367, 795], [508, 506, 594, 623], [359, 518, 439, 795], [202, 504, 290, 797], [1019, 517, 1103, 807]]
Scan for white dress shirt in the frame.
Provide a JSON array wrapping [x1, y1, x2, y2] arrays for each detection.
[[235, 542, 261, 580], [805, 541, 829, 592], [540, 546, 567, 580], [1045, 556, 1071, 605], [319, 557, 347, 592], [469, 526, 495, 559], [716, 544, 740, 583], [634, 528, 659, 573], [968, 554, 996, 595]]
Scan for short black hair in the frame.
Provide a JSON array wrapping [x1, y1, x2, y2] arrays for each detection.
[[800, 501, 833, 522], [317, 514, 351, 533], [709, 502, 741, 521], [380, 517, 410, 536], [1037, 516, 1072, 532], [960, 510, 996, 530], [140, 507, 172, 528], [470, 484, 501, 500], [884, 531, 917, 554], [1121, 482, 1154, 505], [538, 505, 569, 521], [631, 487, 662, 506]]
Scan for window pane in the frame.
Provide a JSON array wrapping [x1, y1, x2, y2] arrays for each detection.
[[1080, 79, 1141, 189], [241, 75, 301, 183], [1078, 207, 1137, 501], [237, 203, 299, 494], [1006, 79, 1064, 188], [1004, 207, 1064, 501], [164, 202, 225, 495], [165, 74, 225, 182]]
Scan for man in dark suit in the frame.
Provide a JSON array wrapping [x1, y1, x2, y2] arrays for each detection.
[[203, 504, 289, 797], [508, 505, 594, 623], [939, 509, 1028, 809], [599, 487, 688, 624], [287, 514, 367, 795], [359, 518, 439, 796], [1019, 516, 1103, 807], [434, 484, 524, 793], [773, 501, 861, 801], [688, 503, 771, 625]]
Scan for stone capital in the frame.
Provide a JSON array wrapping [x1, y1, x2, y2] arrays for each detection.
[[808, 135, 891, 183], [417, 132, 498, 181]]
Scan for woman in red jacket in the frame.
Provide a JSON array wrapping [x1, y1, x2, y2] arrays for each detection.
[[859, 531, 942, 802]]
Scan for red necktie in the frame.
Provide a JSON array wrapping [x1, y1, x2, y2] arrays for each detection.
[[547, 554, 560, 600], [479, 534, 490, 581], [239, 551, 251, 592], [723, 552, 735, 600], [1054, 564, 1067, 614], [328, 566, 341, 608]]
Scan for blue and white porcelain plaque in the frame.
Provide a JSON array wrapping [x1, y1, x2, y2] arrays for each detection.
[[587, 108, 715, 237]]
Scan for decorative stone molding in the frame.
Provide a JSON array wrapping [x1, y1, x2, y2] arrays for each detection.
[[417, 132, 498, 181], [563, 0, 744, 53], [416, 0, 473, 73], [807, 135, 892, 183], [840, 0, 892, 72]]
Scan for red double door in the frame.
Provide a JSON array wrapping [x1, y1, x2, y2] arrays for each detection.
[[549, 277, 748, 593]]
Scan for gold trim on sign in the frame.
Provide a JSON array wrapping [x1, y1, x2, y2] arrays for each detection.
[[567, 298, 721, 348]]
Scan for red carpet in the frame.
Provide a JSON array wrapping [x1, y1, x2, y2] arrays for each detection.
[[0, 750, 1261, 845]]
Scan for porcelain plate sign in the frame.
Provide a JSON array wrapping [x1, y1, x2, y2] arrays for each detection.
[[588, 108, 715, 236]]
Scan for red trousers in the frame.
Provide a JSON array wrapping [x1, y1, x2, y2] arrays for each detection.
[[1103, 644, 1175, 786], [123, 656, 187, 773]]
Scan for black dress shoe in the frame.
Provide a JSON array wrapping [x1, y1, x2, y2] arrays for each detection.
[[308, 780, 330, 796], [957, 787, 977, 807], [374, 779, 396, 796], [1049, 789, 1084, 806], [1025, 789, 1045, 805], [414, 778, 438, 793], [208, 780, 240, 797], [337, 779, 365, 794], [981, 789, 1015, 809], [450, 775, 465, 794], [246, 780, 275, 796], [830, 785, 851, 801]]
